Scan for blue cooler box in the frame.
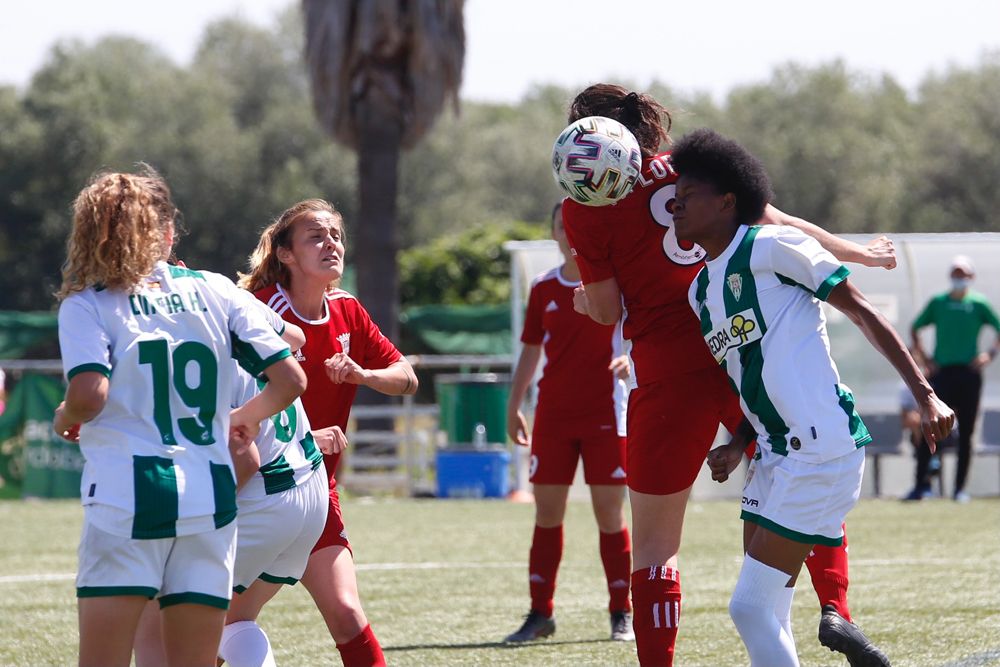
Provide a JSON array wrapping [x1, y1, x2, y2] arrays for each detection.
[[436, 449, 511, 498]]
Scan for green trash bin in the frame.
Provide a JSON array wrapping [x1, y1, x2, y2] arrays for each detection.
[[435, 373, 511, 445]]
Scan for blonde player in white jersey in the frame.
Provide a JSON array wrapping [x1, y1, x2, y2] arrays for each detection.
[[668, 130, 954, 667], [54, 167, 306, 667], [135, 298, 338, 667]]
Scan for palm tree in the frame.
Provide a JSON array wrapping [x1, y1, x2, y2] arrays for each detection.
[[301, 0, 465, 341]]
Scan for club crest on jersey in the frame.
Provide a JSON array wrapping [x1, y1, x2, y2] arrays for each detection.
[[337, 332, 351, 355], [704, 308, 763, 363], [727, 273, 743, 301]]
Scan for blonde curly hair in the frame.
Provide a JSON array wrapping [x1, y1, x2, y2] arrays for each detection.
[[58, 166, 177, 299], [238, 199, 344, 293]]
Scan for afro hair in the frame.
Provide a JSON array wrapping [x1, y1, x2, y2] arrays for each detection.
[[670, 129, 774, 226]]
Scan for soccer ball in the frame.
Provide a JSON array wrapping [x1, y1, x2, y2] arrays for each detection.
[[551, 116, 642, 207]]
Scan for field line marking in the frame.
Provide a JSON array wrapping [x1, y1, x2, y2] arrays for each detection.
[[939, 647, 1000, 667], [0, 573, 75, 584], [0, 562, 522, 584], [5, 557, 996, 585]]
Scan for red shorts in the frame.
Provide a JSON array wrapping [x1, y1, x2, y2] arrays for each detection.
[[311, 479, 352, 554], [529, 425, 627, 485], [626, 365, 745, 495]]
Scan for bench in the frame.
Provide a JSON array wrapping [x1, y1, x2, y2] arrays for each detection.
[[862, 409, 1000, 497]]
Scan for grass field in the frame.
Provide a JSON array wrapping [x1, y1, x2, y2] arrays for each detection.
[[1, 496, 998, 667]]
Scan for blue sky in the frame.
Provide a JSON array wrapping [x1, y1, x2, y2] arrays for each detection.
[[1, 0, 998, 102]]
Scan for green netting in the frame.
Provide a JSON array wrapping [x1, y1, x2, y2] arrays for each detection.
[[0, 311, 58, 360], [400, 304, 511, 355]]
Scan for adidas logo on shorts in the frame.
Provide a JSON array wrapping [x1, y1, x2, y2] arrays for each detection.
[[610, 467, 626, 479]]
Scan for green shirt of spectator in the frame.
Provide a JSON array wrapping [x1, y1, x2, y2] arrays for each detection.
[[912, 255, 1000, 369]]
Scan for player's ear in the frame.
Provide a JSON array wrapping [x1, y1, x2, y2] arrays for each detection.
[[721, 192, 736, 214], [275, 244, 294, 266]]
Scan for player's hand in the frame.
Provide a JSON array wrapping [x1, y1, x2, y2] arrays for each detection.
[[507, 409, 530, 446], [228, 407, 262, 447], [313, 425, 348, 455], [572, 286, 589, 315], [863, 236, 896, 270], [706, 441, 744, 483], [609, 355, 630, 380], [53, 402, 81, 443], [970, 351, 992, 371], [324, 353, 369, 385], [228, 423, 257, 455], [920, 394, 955, 454]]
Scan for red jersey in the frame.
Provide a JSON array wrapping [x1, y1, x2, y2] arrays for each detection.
[[521, 266, 626, 436], [255, 284, 403, 483], [562, 151, 715, 386]]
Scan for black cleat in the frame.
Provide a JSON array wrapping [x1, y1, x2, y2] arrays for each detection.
[[818, 605, 891, 667], [610, 610, 635, 641], [504, 610, 556, 642]]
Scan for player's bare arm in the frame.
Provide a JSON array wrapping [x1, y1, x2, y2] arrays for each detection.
[[706, 418, 756, 483], [826, 278, 954, 448], [325, 354, 419, 396], [53, 371, 109, 441], [281, 321, 307, 351], [574, 278, 622, 325], [761, 204, 897, 270], [507, 343, 542, 446], [228, 435, 261, 489], [231, 356, 307, 431]]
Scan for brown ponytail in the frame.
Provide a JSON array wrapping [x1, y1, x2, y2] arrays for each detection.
[[568, 83, 672, 157]]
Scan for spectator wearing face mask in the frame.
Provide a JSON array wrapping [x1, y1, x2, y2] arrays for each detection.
[[910, 255, 1000, 502]]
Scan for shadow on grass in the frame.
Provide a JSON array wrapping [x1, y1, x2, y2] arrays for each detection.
[[384, 638, 612, 652]]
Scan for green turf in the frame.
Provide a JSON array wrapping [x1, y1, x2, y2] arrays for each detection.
[[1, 497, 998, 666]]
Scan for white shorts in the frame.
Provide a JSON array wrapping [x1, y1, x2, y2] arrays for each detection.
[[233, 469, 328, 592], [740, 446, 865, 546], [76, 513, 236, 610]]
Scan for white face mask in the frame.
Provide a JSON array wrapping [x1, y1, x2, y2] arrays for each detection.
[[951, 277, 971, 291]]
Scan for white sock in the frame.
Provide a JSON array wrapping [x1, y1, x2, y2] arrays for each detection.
[[729, 555, 799, 667], [218, 621, 276, 667], [776, 585, 796, 641]]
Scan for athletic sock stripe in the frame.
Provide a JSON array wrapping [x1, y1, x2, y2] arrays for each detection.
[[652, 602, 661, 629], [647, 565, 680, 581]]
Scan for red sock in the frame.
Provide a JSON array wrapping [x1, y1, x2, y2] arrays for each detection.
[[599, 528, 632, 612], [805, 523, 851, 621], [630, 566, 681, 667], [528, 524, 563, 617], [336, 624, 385, 667]]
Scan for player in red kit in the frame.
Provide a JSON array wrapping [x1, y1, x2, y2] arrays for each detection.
[[560, 84, 895, 667], [239, 199, 418, 667], [504, 202, 633, 643]]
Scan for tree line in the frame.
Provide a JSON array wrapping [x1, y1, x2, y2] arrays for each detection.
[[1, 8, 998, 312]]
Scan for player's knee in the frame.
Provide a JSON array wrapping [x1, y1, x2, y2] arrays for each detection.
[[593, 507, 625, 533], [728, 595, 761, 633], [318, 589, 364, 624], [219, 621, 275, 667]]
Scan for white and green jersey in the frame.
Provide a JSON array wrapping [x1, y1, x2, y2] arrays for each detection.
[[231, 367, 323, 501], [58, 261, 292, 539], [688, 225, 871, 463], [230, 297, 322, 501]]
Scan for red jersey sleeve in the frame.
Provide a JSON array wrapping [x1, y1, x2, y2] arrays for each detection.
[[356, 304, 403, 370], [561, 198, 615, 284], [520, 280, 545, 345]]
